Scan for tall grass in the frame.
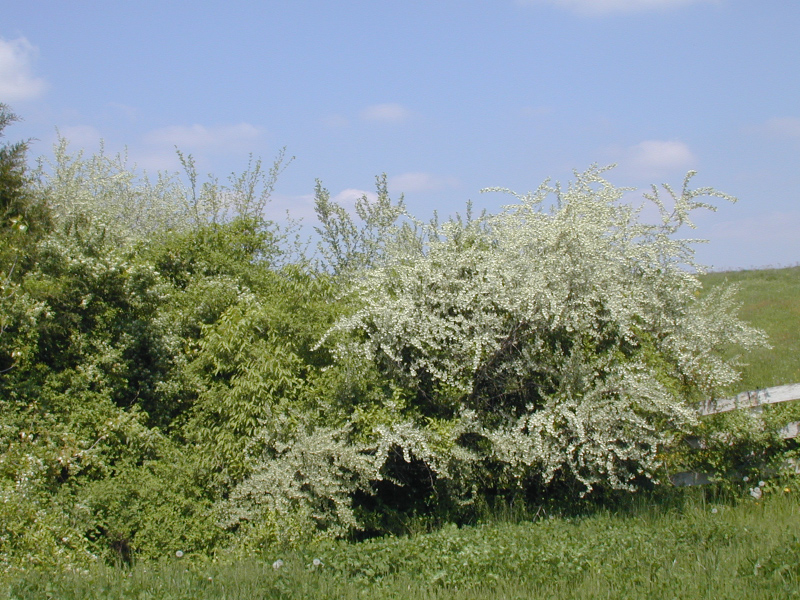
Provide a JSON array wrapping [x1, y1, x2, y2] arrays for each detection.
[[4, 487, 799, 599]]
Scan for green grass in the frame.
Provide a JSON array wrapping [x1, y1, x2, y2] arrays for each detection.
[[3, 486, 800, 599], [700, 265, 800, 392]]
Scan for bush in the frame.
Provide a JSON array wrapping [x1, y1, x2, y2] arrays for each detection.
[[320, 166, 767, 510], [1, 112, 774, 557]]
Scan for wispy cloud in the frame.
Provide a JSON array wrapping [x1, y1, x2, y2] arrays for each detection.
[[108, 102, 139, 122], [390, 172, 460, 193], [0, 36, 47, 101], [126, 149, 183, 174], [619, 139, 696, 179], [264, 192, 317, 223], [517, 0, 715, 16], [134, 123, 265, 172], [143, 122, 264, 152], [55, 125, 104, 151], [332, 188, 378, 206], [360, 103, 412, 123], [750, 117, 800, 138]]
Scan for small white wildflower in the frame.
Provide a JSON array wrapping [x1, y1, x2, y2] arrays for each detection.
[[711, 508, 718, 514], [175, 550, 184, 558], [749, 487, 762, 500], [313, 558, 323, 567], [742, 476, 749, 482], [272, 559, 284, 570], [758, 480, 766, 488]]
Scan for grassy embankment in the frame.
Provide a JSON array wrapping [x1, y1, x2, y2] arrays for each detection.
[[3, 266, 800, 599], [701, 265, 800, 391]]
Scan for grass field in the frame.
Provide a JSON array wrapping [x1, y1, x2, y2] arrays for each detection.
[[3, 266, 799, 599], [4, 487, 799, 599], [700, 265, 800, 392]]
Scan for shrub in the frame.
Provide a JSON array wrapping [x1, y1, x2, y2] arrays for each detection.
[[321, 166, 767, 507]]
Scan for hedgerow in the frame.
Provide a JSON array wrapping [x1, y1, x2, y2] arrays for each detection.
[[0, 105, 774, 566]]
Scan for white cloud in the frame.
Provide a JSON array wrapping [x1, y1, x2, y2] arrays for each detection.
[[0, 36, 47, 101], [332, 188, 378, 207], [360, 103, 412, 123], [622, 139, 696, 178], [108, 102, 139, 122], [518, 0, 715, 16], [143, 122, 264, 152], [128, 149, 184, 174], [389, 172, 460, 193], [264, 193, 317, 223], [753, 117, 800, 138], [55, 125, 104, 151], [133, 122, 265, 173]]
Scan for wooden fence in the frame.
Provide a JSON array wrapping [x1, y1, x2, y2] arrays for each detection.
[[670, 383, 800, 486]]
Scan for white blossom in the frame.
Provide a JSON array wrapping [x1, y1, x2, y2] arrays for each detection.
[[322, 166, 766, 495]]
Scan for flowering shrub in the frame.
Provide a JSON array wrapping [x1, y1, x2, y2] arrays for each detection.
[[320, 166, 767, 501], [0, 105, 774, 557]]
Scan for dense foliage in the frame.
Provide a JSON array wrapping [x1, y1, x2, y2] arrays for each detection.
[[0, 104, 786, 573]]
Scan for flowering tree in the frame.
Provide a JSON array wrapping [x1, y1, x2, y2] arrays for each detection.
[[321, 166, 766, 496]]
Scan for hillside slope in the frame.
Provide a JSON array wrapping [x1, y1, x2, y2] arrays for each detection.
[[701, 265, 800, 392]]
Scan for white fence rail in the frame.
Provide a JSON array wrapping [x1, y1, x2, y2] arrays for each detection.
[[671, 383, 800, 486], [697, 383, 800, 418]]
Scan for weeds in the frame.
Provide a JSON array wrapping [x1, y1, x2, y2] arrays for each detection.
[[3, 486, 798, 599]]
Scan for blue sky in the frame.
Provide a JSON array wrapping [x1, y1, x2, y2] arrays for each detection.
[[2, 0, 798, 270]]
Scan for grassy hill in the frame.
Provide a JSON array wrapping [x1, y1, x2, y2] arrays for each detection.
[[700, 265, 800, 392]]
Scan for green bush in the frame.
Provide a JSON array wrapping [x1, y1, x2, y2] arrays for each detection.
[[317, 167, 767, 514], [81, 449, 225, 562], [0, 107, 782, 563]]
